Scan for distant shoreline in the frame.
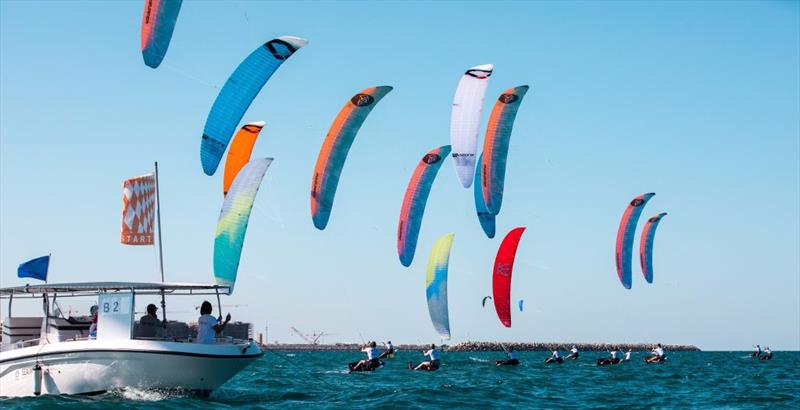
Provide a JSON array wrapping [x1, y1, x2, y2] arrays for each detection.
[[261, 341, 701, 352]]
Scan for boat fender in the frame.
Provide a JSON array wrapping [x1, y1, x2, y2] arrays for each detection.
[[33, 363, 42, 396]]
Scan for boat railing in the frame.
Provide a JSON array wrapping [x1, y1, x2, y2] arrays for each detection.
[[1, 335, 253, 353], [0, 337, 41, 352], [132, 335, 253, 345]]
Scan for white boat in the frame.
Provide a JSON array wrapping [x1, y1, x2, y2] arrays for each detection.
[[0, 282, 262, 397]]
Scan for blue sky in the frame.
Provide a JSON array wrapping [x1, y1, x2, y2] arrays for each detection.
[[1, 1, 798, 350]]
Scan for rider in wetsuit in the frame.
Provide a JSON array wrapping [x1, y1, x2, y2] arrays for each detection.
[[350, 341, 382, 371], [597, 347, 623, 366], [646, 344, 666, 363], [410, 344, 441, 371], [623, 348, 633, 361], [496, 347, 520, 366], [545, 347, 563, 363], [566, 345, 579, 360], [378, 341, 395, 359], [609, 347, 621, 363]]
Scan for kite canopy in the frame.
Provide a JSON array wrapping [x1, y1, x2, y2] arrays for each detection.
[[640, 212, 667, 284], [615, 193, 655, 289], [201, 36, 307, 176], [474, 153, 495, 238], [311, 86, 393, 230], [450, 64, 493, 188], [214, 158, 272, 292], [493, 227, 526, 328], [397, 145, 451, 267], [481, 85, 529, 215], [141, 0, 182, 68], [223, 122, 265, 196], [481, 295, 492, 308], [426, 233, 454, 340]]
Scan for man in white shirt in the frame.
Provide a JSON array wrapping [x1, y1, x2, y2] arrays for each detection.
[[545, 347, 563, 364], [197, 301, 231, 344], [751, 344, 761, 358], [566, 345, 579, 360], [349, 341, 383, 372], [409, 344, 441, 371], [645, 344, 666, 363], [654, 345, 665, 357], [378, 341, 395, 359], [624, 348, 633, 361], [759, 346, 772, 360], [597, 347, 622, 366]]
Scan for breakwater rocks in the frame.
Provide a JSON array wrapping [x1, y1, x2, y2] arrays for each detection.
[[263, 341, 700, 352], [446, 341, 700, 352]]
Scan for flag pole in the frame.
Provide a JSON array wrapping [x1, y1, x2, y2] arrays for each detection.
[[154, 162, 167, 325], [45, 253, 51, 284]]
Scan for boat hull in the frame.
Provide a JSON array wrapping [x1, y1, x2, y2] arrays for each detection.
[[0, 339, 262, 397]]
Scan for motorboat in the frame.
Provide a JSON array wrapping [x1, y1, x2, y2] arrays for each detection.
[[0, 281, 262, 397]]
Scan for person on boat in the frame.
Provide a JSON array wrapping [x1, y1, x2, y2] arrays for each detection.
[[496, 347, 520, 366], [623, 348, 633, 361], [566, 345, 579, 360], [88, 305, 98, 339], [544, 347, 563, 364], [759, 346, 772, 360], [409, 344, 441, 371], [751, 344, 762, 358], [350, 341, 383, 372], [138, 303, 162, 338], [378, 341, 395, 359], [645, 344, 666, 363], [197, 301, 231, 344]]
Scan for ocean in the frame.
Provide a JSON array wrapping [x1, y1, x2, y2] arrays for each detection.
[[2, 351, 798, 409]]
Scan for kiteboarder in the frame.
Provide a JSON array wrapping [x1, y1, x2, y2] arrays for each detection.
[[349, 341, 383, 372], [496, 346, 520, 366], [409, 344, 441, 371], [645, 344, 666, 363], [378, 341, 395, 359], [623, 348, 633, 361], [565, 345, 579, 360], [751, 344, 762, 358], [759, 346, 772, 360], [544, 347, 563, 364], [597, 347, 622, 366]]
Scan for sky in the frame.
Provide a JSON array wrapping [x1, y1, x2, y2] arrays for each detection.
[[1, 1, 798, 351]]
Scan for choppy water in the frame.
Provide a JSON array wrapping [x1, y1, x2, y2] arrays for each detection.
[[2, 351, 798, 409]]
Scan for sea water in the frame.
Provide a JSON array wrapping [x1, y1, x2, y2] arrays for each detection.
[[2, 351, 798, 409]]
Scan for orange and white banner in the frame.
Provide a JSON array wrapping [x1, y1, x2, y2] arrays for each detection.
[[121, 173, 156, 245]]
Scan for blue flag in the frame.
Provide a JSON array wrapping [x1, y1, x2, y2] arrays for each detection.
[[17, 255, 50, 281]]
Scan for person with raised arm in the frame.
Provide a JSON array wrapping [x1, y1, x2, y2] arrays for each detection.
[[197, 301, 230, 344]]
